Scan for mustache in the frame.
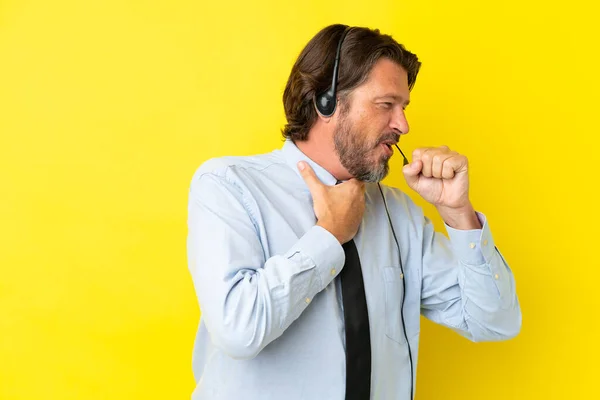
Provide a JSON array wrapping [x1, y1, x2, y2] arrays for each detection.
[[376, 132, 400, 145]]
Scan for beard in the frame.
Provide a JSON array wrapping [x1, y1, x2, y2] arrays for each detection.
[[333, 112, 397, 183]]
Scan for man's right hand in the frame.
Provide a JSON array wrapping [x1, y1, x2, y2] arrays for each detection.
[[298, 161, 365, 244]]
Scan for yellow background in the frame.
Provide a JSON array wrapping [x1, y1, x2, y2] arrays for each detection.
[[1, 0, 598, 399]]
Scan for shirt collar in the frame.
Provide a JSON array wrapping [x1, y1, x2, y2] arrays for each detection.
[[281, 139, 338, 187]]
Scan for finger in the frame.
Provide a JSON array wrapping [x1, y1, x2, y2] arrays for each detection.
[[412, 148, 425, 163], [402, 159, 422, 187], [339, 178, 366, 195], [298, 161, 324, 194], [432, 153, 453, 178], [446, 154, 468, 174], [441, 157, 456, 179], [413, 146, 449, 159], [420, 149, 434, 178], [348, 178, 366, 192]]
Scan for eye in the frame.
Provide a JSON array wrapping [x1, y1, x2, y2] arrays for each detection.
[[379, 102, 393, 109]]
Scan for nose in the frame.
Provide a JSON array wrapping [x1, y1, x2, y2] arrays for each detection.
[[390, 107, 409, 136]]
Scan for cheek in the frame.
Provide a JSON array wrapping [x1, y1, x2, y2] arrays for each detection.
[[355, 108, 385, 134], [364, 117, 387, 143], [365, 108, 388, 128], [346, 106, 387, 148]]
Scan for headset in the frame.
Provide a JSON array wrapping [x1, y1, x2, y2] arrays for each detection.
[[314, 26, 351, 117], [316, 25, 415, 399]]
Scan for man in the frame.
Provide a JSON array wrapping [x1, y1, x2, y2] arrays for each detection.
[[186, 24, 521, 400]]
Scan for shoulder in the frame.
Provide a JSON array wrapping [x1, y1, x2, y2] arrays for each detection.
[[190, 149, 285, 187]]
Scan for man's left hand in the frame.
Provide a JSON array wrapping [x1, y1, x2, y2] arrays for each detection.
[[402, 145, 481, 229]]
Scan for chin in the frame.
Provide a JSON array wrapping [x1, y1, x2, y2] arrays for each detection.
[[357, 166, 389, 183], [342, 155, 390, 183]]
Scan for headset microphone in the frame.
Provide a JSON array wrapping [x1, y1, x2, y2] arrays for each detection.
[[395, 144, 409, 166]]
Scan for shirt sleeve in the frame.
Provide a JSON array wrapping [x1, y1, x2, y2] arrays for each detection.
[[419, 211, 522, 341], [187, 171, 345, 359]]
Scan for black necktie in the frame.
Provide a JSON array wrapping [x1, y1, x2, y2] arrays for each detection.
[[340, 238, 372, 399]]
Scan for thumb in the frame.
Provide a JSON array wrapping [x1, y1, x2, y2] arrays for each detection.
[[402, 160, 422, 187], [298, 161, 324, 194]]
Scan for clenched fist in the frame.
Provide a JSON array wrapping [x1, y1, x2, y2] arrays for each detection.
[[402, 145, 481, 229]]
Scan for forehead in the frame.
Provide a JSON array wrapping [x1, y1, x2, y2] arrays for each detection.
[[352, 58, 410, 100]]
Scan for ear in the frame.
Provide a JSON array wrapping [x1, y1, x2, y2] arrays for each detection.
[[313, 90, 338, 119], [313, 96, 339, 123]]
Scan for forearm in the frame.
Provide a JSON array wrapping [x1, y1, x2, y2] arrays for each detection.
[[459, 246, 522, 341], [421, 212, 521, 342], [445, 213, 521, 340], [191, 225, 345, 359], [189, 172, 347, 359]]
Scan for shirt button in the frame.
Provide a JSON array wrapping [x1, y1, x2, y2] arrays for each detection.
[[469, 242, 476, 249], [305, 297, 311, 304], [494, 274, 499, 280], [399, 273, 404, 279], [483, 239, 488, 246], [330, 268, 336, 276]]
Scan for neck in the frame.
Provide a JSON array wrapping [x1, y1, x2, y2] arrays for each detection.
[[294, 129, 352, 182]]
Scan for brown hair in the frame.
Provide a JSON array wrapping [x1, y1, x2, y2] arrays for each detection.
[[281, 24, 421, 141]]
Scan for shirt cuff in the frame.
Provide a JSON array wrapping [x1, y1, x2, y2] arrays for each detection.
[[444, 211, 495, 266], [287, 225, 346, 289]]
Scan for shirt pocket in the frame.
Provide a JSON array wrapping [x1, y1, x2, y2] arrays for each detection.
[[383, 266, 421, 344]]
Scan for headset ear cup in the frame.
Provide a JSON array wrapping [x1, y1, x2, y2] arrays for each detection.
[[315, 90, 336, 117], [314, 26, 351, 118]]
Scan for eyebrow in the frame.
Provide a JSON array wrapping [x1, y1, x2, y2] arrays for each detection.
[[374, 94, 410, 107]]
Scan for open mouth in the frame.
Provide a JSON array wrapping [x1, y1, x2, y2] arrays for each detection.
[[380, 142, 393, 155]]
